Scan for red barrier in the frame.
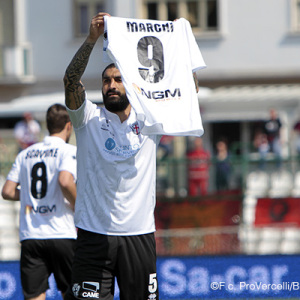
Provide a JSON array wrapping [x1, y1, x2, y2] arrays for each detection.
[[255, 197, 300, 226]]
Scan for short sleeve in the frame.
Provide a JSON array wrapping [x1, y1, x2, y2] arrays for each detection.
[[182, 18, 206, 72], [59, 145, 77, 181], [6, 154, 22, 183], [67, 98, 97, 129]]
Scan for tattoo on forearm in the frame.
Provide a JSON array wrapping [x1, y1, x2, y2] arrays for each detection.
[[65, 84, 86, 108], [64, 42, 95, 108]]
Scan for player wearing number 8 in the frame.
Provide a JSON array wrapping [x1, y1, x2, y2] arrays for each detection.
[[1, 104, 77, 300]]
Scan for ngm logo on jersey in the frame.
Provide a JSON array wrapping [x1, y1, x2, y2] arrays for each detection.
[[132, 83, 181, 102], [25, 205, 56, 214]]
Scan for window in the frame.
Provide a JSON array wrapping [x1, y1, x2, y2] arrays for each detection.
[[73, 0, 105, 37], [291, 0, 300, 32], [143, 0, 219, 32]]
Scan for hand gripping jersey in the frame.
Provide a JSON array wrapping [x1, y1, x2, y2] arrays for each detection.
[[103, 16, 206, 136], [7, 136, 77, 241]]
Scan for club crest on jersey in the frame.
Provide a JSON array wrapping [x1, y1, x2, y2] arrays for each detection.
[[130, 122, 141, 135]]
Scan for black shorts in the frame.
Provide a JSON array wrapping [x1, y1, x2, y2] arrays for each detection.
[[21, 238, 75, 299], [64, 229, 159, 300]]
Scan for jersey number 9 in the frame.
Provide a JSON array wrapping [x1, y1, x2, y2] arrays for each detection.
[[137, 36, 164, 83]]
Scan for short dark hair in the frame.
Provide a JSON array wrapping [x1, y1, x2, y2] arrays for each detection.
[[46, 104, 70, 135], [102, 63, 117, 79]]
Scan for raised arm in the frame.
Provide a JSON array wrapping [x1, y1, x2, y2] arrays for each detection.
[[63, 12, 110, 110]]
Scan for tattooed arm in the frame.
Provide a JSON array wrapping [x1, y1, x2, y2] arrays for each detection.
[[64, 12, 110, 110]]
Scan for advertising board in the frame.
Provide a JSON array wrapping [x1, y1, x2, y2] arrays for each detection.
[[1, 255, 300, 299]]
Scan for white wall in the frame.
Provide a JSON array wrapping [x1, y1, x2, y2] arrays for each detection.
[[198, 0, 300, 78], [23, 0, 300, 81], [25, 0, 106, 81]]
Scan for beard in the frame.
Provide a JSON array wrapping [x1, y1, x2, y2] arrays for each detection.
[[102, 90, 130, 113]]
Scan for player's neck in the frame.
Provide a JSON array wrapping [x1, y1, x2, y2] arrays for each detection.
[[115, 104, 131, 123], [51, 132, 66, 143]]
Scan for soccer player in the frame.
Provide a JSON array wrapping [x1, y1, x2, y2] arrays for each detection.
[[63, 12, 160, 300], [1, 104, 77, 300], [63, 11, 204, 299]]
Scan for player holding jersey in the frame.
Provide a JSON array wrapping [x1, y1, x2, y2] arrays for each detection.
[[1, 104, 77, 300], [63, 11, 204, 300], [63, 12, 160, 300]]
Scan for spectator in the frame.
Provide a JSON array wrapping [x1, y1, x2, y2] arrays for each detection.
[[14, 112, 41, 152], [215, 139, 231, 191], [158, 135, 174, 160], [263, 108, 282, 166], [253, 130, 269, 170], [187, 137, 210, 196], [293, 120, 300, 157]]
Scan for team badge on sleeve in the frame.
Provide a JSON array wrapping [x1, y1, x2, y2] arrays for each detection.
[[130, 122, 141, 135]]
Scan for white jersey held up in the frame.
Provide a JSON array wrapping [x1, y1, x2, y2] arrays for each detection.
[[7, 136, 77, 241], [103, 16, 206, 136]]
